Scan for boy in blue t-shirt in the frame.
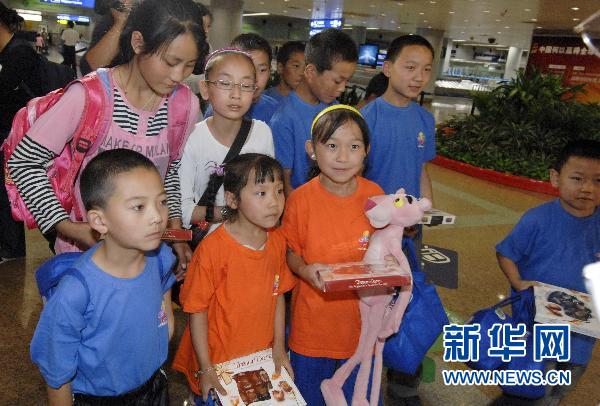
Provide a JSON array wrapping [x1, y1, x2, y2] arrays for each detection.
[[204, 33, 279, 123], [31, 149, 176, 404], [361, 34, 436, 404], [271, 28, 358, 195], [264, 41, 306, 104], [496, 140, 600, 404], [361, 35, 436, 201]]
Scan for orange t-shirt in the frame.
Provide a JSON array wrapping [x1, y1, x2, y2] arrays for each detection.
[[172, 226, 296, 394], [281, 176, 383, 359]]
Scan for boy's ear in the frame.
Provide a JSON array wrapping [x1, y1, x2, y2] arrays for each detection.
[[549, 168, 560, 188], [277, 62, 284, 75], [224, 191, 238, 210], [304, 63, 317, 80], [382, 60, 392, 78], [130, 31, 145, 55], [199, 79, 210, 101], [305, 140, 316, 160], [87, 209, 108, 236]]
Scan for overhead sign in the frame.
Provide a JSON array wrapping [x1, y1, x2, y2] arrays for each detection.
[[309, 18, 343, 37], [40, 0, 95, 8], [57, 14, 90, 23]]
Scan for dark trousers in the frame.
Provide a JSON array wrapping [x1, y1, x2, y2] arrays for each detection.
[[62, 45, 77, 73], [73, 368, 169, 405], [0, 153, 25, 258]]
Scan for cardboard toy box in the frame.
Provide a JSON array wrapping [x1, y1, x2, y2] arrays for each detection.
[[419, 209, 456, 226], [213, 349, 306, 406], [318, 262, 412, 293], [534, 282, 600, 339]]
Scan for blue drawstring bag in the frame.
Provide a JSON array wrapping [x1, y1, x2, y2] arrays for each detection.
[[500, 335, 546, 400], [382, 238, 449, 374], [466, 288, 535, 371]]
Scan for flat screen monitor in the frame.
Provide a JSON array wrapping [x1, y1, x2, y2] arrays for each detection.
[[358, 44, 379, 67], [376, 49, 387, 67], [40, 0, 95, 9]]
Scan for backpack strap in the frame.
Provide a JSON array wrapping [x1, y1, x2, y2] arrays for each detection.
[[60, 70, 111, 221], [62, 268, 91, 312], [166, 84, 194, 163]]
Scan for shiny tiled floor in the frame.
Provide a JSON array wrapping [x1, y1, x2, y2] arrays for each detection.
[[3, 163, 598, 405]]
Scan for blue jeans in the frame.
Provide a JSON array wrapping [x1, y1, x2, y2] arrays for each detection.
[[290, 351, 382, 406]]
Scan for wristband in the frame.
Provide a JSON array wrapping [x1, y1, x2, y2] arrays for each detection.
[[193, 366, 215, 378]]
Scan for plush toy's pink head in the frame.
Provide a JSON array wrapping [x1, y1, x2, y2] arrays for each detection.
[[364, 188, 432, 229]]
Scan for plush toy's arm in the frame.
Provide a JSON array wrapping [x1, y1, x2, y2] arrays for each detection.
[[388, 238, 410, 273]]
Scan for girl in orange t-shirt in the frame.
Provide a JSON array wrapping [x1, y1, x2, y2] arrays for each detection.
[[173, 153, 296, 405], [281, 105, 384, 405]]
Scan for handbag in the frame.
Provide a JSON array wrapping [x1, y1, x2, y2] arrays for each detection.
[[500, 335, 546, 400], [190, 118, 252, 249], [382, 238, 449, 374], [465, 288, 535, 371]]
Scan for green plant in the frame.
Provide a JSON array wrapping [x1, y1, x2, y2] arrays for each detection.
[[437, 69, 600, 181]]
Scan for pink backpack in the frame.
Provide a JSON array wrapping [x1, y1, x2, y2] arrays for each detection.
[[2, 68, 193, 229]]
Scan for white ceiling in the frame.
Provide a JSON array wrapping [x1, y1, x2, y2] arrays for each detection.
[[238, 0, 599, 49]]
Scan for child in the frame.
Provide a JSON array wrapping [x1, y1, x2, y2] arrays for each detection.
[[496, 139, 600, 404], [361, 34, 435, 201], [360, 34, 436, 403], [270, 28, 358, 195], [281, 105, 384, 405], [178, 49, 275, 232], [35, 32, 44, 53], [204, 33, 279, 124], [8, 0, 207, 273], [264, 40, 305, 104], [173, 153, 296, 405], [355, 72, 388, 109], [31, 149, 176, 404]]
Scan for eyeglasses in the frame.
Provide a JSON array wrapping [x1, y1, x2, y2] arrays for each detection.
[[574, 10, 600, 57], [205, 79, 257, 92]]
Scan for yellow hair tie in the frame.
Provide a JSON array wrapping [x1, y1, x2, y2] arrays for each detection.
[[310, 104, 364, 134]]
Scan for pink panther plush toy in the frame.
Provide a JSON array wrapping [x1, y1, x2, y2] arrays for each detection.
[[321, 189, 431, 406]]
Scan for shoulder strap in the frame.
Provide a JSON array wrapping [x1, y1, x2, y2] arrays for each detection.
[[63, 268, 91, 311], [61, 71, 110, 221], [166, 84, 193, 162], [198, 118, 252, 205]]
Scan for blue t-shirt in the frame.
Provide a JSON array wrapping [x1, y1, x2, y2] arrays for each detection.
[[264, 86, 286, 104], [270, 91, 336, 189], [31, 243, 176, 396], [361, 97, 436, 196], [496, 200, 600, 364], [204, 93, 280, 124]]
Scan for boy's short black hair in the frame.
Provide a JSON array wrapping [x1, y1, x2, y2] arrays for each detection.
[[386, 34, 434, 62], [231, 33, 272, 62], [80, 149, 158, 210], [365, 72, 388, 98], [554, 139, 600, 172], [277, 41, 305, 65], [305, 28, 358, 73]]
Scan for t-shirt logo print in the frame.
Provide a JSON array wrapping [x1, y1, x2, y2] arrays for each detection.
[[358, 230, 370, 250], [272, 274, 280, 296], [158, 301, 168, 327], [417, 131, 426, 148]]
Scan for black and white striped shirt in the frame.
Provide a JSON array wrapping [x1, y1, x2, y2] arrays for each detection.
[[8, 89, 182, 234]]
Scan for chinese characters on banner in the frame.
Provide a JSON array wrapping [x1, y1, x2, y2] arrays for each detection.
[[526, 36, 600, 103]]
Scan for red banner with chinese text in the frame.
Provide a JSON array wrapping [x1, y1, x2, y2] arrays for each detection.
[[527, 36, 599, 103]]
